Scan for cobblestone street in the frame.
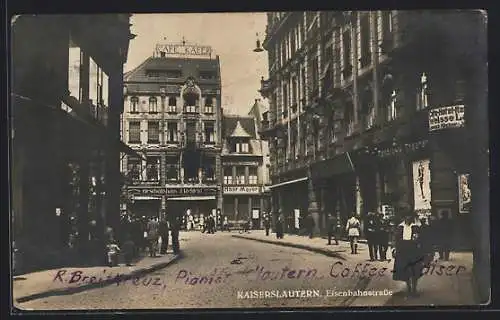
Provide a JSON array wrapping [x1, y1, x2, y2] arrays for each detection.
[[14, 231, 475, 310]]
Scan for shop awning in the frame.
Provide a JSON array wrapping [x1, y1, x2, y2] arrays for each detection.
[[310, 152, 355, 180], [269, 177, 308, 189], [133, 196, 162, 200], [166, 196, 216, 201]]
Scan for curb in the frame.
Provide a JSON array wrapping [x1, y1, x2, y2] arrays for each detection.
[[232, 235, 346, 260], [15, 254, 182, 304]]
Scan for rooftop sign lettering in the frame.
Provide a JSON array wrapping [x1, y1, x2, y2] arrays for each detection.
[[155, 43, 212, 58]]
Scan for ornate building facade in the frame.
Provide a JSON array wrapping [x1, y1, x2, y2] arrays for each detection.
[[121, 40, 222, 220], [221, 107, 271, 227], [259, 11, 486, 248]]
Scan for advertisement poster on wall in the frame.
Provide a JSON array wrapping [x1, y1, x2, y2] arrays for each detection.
[[458, 173, 471, 213], [412, 159, 432, 215], [294, 209, 300, 229]]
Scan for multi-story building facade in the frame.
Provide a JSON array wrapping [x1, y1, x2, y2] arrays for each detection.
[[221, 107, 271, 227], [11, 14, 134, 272], [259, 11, 486, 248], [121, 40, 222, 220]]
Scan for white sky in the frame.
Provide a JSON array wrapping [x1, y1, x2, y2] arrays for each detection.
[[124, 13, 269, 115]]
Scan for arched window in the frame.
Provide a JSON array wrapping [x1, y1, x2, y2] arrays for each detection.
[[417, 73, 429, 110], [149, 97, 158, 113], [130, 96, 139, 113]]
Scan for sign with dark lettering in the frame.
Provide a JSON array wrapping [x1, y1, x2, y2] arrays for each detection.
[[428, 105, 465, 131], [128, 187, 164, 196], [223, 186, 261, 195], [155, 43, 212, 57], [166, 187, 218, 196]]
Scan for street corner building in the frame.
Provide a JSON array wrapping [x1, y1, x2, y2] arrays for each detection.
[[257, 11, 487, 250], [10, 14, 136, 274], [221, 105, 272, 228], [120, 39, 223, 221]]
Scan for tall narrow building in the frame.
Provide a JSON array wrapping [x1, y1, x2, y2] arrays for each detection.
[[121, 40, 222, 220]]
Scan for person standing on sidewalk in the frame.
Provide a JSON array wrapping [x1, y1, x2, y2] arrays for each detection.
[[169, 214, 181, 254], [377, 212, 390, 261], [159, 217, 169, 254], [305, 213, 315, 239], [365, 212, 380, 261], [264, 214, 271, 236], [327, 213, 339, 245], [346, 213, 361, 254], [435, 210, 452, 261], [146, 217, 159, 257], [276, 211, 284, 239], [392, 211, 425, 296]]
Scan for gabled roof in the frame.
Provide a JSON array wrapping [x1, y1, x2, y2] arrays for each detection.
[[222, 115, 256, 138], [230, 120, 252, 138]]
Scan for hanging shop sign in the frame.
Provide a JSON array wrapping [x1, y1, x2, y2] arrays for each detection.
[[458, 173, 471, 213], [223, 186, 261, 195], [428, 104, 465, 132], [412, 159, 432, 215], [166, 186, 218, 196]]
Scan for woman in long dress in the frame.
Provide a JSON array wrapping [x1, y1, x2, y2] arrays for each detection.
[[392, 211, 427, 296]]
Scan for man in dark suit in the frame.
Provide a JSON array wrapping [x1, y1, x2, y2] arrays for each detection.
[[365, 212, 380, 261], [159, 217, 169, 254], [169, 215, 181, 254], [327, 213, 339, 245]]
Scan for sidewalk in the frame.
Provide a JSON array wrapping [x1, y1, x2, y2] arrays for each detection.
[[232, 230, 368, 261], [13, 252, 180, 304], [233, 230, 477, 306]]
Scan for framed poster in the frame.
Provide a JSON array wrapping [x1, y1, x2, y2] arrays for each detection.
[[252, 209, 259, 219], [294, 209, 300, 229], [458, 173, 471, 213], [412, 159, 432, 213]]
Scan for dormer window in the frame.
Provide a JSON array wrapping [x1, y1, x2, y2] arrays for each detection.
[[235, 142, 249, 153]]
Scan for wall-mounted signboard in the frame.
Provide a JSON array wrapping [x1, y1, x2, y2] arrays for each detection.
[[223, 186, 261, 195], [428, 105, 465, 131]]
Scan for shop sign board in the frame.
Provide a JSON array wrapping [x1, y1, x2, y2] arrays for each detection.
[[166, 186, 218, 196], [128, 187, 164, 196], [428, 105, 465, 131], [223, 186, 261, 195]]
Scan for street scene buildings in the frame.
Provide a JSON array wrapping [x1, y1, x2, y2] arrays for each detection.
[[11, 11, 488, 310], [258, 11, 482, 250]]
